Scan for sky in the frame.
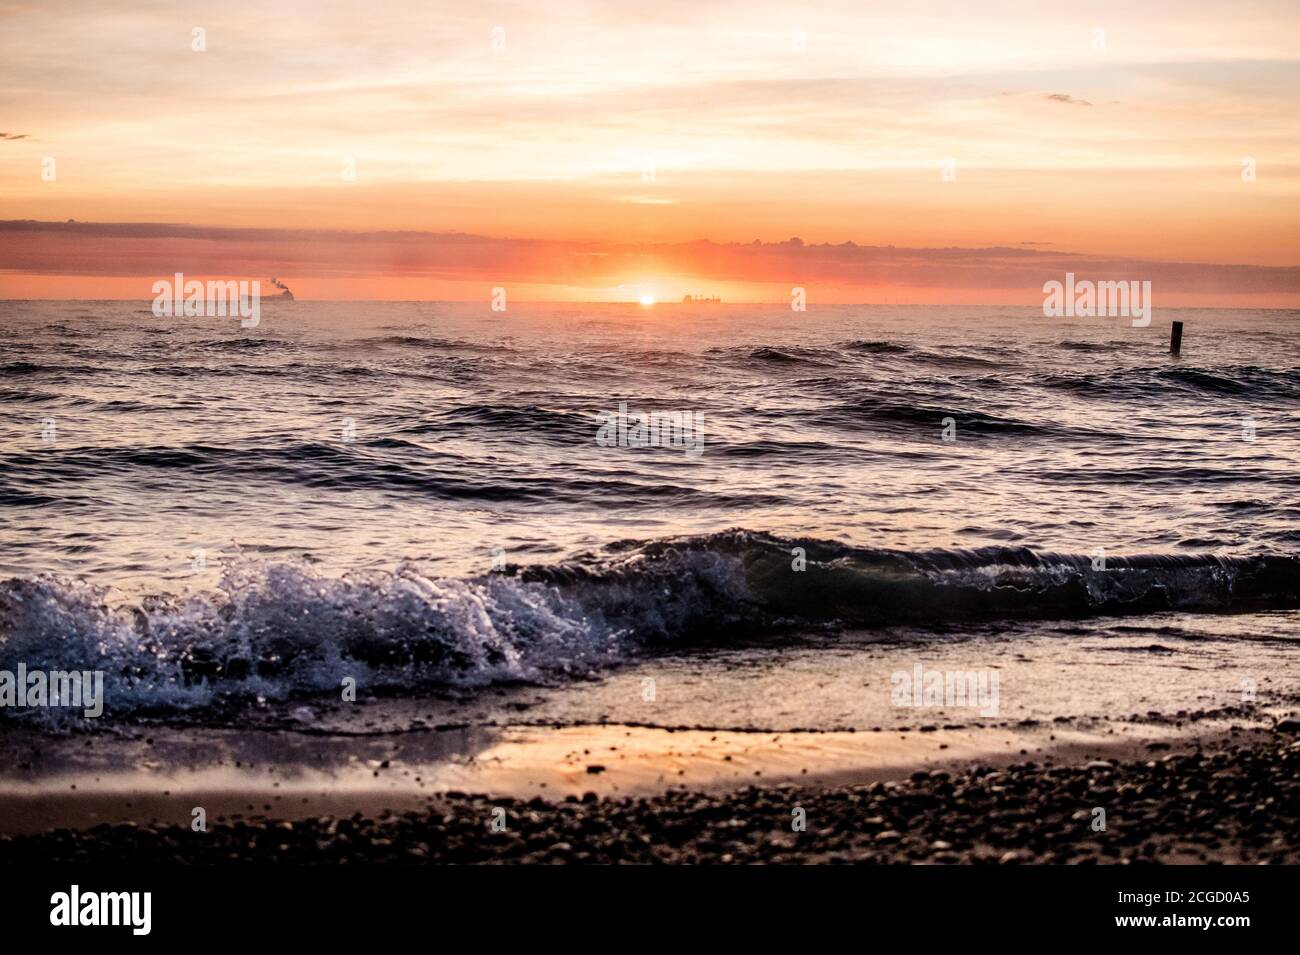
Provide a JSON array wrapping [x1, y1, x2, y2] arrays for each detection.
[[1, 0, 1298, 303]]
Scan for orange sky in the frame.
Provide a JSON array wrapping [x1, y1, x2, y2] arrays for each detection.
[[1, 0, 1298, 303]]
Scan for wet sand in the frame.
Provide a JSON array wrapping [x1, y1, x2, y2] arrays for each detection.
[[2, 723, 1296, 864], [3, 713, 1297, 862], [0, 715, 1232, 835]]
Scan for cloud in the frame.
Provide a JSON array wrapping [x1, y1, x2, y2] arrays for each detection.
[[1, 220, 1295, 299], [1043, 93, 1093, 106], [0, 132, 30, 140]]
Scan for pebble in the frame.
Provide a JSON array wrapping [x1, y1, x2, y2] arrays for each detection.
[[3, 734, 1294, 865]]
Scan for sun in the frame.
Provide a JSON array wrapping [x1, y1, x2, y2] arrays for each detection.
[[639, 293, 656, 307]]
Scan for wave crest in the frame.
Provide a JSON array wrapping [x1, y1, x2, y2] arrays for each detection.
[[1, 531, 1295, 722]]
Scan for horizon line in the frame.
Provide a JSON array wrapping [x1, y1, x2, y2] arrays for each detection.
[[1, 297, 1295, 312]]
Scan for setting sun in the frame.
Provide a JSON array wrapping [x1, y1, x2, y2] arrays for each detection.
[[639, 294, 656, 307]]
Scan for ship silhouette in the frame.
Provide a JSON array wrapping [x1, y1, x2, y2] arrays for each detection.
[[681, 294, 721, 304]]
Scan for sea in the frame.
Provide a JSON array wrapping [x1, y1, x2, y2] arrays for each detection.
[[1, 300, 1297, 732]]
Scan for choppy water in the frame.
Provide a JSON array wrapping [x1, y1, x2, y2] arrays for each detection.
[[0, 300, 1297, 723]]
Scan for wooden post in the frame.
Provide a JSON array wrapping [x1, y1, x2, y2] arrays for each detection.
[[1169, 320, 1184, 356]]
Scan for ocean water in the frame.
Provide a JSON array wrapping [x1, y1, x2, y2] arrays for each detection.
[[0, 300, 1297, 725]]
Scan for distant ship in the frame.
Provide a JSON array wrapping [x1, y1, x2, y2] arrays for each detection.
[[268, 278, 295, 301], [681, 294, 721, 304]]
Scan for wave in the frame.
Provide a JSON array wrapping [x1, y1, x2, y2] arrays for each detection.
[[1159, 366, 1300, 398], [0, 441, 777, 507], [358, 335, 516, 354], [529, 533, 1299, 625], [904, 349, 1004, 369], [715, 341, 1004, 371], [838, 340, 910, 354], [1034, 464, 1298, 488], [818, 396, 1047, 435], [0, 388, 59, 404], [1042, 365, 1300, 401], [398, 403, 593, 440], [701, 345, 839, 368], [0, 487, 62, 506], [746, 346, 836, 366], [195, 338, 296, 351], [1055, 340, 1135, 353], [1, 531, 1295, 724], [0, 361, 103, 377]]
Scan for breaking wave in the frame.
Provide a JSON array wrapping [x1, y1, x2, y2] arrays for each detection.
[[1, 531, 1295, 724]]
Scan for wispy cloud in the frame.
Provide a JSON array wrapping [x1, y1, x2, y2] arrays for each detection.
[[1043, 93, 1092, 106]]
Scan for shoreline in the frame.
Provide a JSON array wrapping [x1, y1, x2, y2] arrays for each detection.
[[0, 717, 1233, 836], [3, 718, 1296, 862], [2, 725, 1295, 864]]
